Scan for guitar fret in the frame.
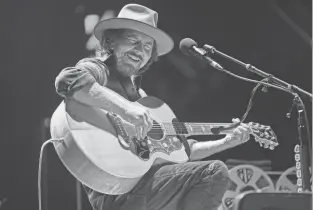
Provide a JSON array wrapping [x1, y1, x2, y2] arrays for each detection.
[[194, 124, 201, 134], [187, 123, 208, 134], [188, 124, 193, 133], [193, 124, 201, 134]]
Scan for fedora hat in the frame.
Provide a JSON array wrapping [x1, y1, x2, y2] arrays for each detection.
[[94, 4, 174, 56]]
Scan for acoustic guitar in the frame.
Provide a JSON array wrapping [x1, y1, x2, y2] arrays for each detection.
[[50, 96, 278, 195]]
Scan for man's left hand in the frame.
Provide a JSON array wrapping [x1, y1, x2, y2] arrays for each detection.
[[224, 118, 250, 147]]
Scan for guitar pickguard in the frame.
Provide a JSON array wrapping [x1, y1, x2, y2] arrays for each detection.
[[108, 112, 183, 161], [130, 135, 183, 161]]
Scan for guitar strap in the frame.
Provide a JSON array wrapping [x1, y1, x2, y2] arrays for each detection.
[[178, 135, 191, 158], [172, 118, 191, 158]]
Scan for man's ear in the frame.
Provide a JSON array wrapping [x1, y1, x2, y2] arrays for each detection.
[[100, 33, 114, 51], [105, 38, 114, 51]]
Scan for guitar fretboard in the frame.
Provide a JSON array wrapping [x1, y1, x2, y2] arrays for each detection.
[[161, 122, 233, 136]]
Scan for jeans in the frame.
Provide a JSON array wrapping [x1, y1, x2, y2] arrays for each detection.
[[84, 160, 229, 210]]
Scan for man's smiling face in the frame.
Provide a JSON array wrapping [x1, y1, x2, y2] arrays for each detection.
[[112, 29, 154, 77]]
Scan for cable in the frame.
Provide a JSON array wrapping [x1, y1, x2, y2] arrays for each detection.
[[238, 77, 270, 123], [38, 138, 64, 210], [209, 66, 293, 133], [218, 68, 293, 94]]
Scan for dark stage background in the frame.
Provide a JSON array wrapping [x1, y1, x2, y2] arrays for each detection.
[[0, 0, 311, 210]]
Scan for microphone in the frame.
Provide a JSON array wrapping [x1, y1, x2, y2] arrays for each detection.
[[179, 38, 224, 71]]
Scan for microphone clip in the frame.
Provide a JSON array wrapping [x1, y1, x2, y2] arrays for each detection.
[[203, 44, 216, 54]]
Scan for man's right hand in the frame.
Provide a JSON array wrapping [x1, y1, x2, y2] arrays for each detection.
[[123, 103, 153, 140]]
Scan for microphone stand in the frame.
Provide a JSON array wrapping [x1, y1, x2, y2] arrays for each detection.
[[203, 44, 313, 99], [291, 94, 311, 192], [204, 44, 312, 191]]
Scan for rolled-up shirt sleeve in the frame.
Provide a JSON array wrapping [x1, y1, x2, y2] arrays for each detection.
[[55, 58, 108, 97]]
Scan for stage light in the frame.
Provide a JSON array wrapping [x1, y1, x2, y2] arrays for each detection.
[[84, 14, 99, 35], [84, 10, 115, 51]]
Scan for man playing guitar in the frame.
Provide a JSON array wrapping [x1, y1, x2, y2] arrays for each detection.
[[52, 4, 252, 210]]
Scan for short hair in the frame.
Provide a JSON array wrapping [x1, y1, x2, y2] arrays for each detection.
[[96, 29, 159, 77]]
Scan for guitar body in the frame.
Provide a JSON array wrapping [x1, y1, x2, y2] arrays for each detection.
[[50, 96, 188, 195]]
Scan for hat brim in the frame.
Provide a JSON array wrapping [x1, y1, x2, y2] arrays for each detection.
[[94, 18, 174, 56]]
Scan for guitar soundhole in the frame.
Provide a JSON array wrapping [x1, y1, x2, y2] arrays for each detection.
[[147, 120, 164, 141]]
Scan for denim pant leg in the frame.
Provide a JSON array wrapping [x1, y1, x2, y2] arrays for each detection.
[[133, 160, 229, 210], [181, 160, 229, 210], [84, 160, 229, 210]]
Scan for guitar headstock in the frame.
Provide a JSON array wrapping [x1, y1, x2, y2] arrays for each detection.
[[248, 122, 278, 150]]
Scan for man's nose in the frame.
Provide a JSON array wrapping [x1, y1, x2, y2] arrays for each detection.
[[134, 41, 144, 52], [133, 47, 144, 59]]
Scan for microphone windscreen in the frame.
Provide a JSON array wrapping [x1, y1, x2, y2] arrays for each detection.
[[179, 38, 198, 55]]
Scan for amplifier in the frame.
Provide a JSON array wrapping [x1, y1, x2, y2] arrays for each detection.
[[232, 192, 312, 210]]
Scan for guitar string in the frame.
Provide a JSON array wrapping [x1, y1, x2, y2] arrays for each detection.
[[124, 122, 203, 134], [145, 126, 272, 139], [125, 128, 274, 143], [149, 122, 230, 127], [149, 122, 266, 130], [124, 121, 271, 137]]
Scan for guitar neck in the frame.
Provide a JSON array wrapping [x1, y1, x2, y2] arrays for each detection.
[[163, 122, 237, 136]]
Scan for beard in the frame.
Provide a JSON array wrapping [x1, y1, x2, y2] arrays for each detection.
[[110, 51, 142, 77]]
